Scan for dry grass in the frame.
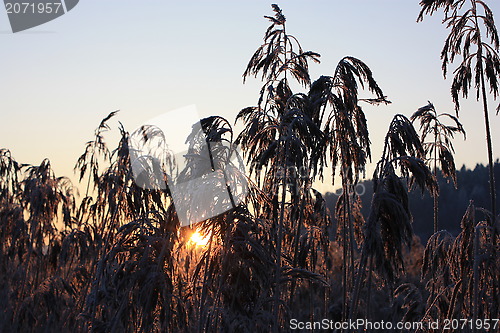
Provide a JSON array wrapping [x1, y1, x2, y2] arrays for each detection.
[[0, 4, 499, 333]]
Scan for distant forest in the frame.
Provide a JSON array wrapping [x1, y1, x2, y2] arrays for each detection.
[[2, 3, 500, 332], [325, 162, 500, 241]]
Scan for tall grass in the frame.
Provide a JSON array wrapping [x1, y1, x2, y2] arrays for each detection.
[[0, 4, 499, 333]]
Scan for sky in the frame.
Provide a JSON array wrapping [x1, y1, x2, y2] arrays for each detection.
[[1, 0, 500, 195]]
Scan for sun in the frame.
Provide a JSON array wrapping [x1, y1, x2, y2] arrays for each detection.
[[189, 230, 209, 248]]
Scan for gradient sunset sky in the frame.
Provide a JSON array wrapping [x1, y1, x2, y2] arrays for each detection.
[[1, 0, 500, 195]]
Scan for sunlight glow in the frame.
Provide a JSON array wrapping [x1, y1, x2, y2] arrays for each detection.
[[189, 231, 209, 248]]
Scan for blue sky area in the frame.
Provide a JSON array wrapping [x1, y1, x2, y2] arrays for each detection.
[[1, 1, 500, 194]]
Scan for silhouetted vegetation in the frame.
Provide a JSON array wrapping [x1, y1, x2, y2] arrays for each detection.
[[418, 0, 500, 223], [325, 162, 500, 241], [0, 4, 499, 333]]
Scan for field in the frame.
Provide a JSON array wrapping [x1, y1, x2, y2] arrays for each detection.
[[1, 2, 500, 332]]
